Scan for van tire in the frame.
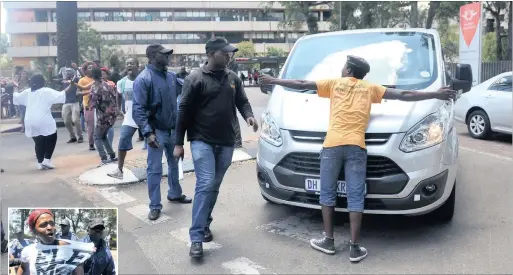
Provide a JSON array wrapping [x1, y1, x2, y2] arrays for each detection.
[[467, 110, 492, 139], [427, 182, 456, 223]]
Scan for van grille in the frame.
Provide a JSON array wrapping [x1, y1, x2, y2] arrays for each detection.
[[289, 130, 391, 145], [277, 152, 404, 178]]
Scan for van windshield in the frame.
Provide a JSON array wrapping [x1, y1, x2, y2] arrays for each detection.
[[281, 31, 438, 91]]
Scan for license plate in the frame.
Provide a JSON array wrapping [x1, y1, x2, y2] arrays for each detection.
[[304, 178, 367, 196]]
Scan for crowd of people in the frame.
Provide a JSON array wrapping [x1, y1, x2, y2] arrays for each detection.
[[6, 209, 115, 275]]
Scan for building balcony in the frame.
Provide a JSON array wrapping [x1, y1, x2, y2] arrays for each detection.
[[7, 43, 295, 58], [6, 20, 331, 34]]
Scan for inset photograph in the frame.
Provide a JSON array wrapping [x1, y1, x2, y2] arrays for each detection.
[[7, 208, 118, 275]]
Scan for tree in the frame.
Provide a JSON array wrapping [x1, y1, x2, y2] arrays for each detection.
[[482, 31, 509, 61], [235, 41, 256, 58], [437, 21, 459, 62], [266, 46, 286, 57], [77, 22, 126, 66], [328, 1, 359, 30], [484, 1, 509, 60], [265, 1, 332, 34], [56, 1, 79, 69], [0, 34, 9, 55], [425, 1, 441, 29]]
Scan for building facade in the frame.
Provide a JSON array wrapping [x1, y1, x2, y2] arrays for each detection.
[[4, 1, 333, 68]]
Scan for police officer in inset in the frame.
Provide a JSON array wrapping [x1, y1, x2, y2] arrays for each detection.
[[55, 219, 79, 241], [81, 218, 116, 275]]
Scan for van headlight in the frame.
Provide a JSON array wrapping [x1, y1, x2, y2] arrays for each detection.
[[399, 104, 450, 153], [260, 111, 283, 147]]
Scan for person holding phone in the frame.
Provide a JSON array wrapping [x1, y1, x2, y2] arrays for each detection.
[[133, 44, 192, 221]]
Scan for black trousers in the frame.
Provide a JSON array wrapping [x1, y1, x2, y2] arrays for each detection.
[[138, 128, 144, 139], [32, 132, 58, 163]]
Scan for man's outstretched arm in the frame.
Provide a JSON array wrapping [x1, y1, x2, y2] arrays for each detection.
[[383, 87, 457, 101], [261, 76, 317, 90]]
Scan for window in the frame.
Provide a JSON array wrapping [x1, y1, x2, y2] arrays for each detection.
[[216, 10, 249, 21], [287, 32, 306, 43], [113, 11, 131, 21], [101, 33, 134, 45], [489, 75, 512, 92], [34, 11, 48, 22], [36, 34, 50, 46], [77, 12, 91, 22], [158, 11, 173, 21], [174, 10, 211, 21], [252, 10, 284, 21], [93, 11, 114, 21], [135, 33, 174, 44], [251, 32, 285, 43]]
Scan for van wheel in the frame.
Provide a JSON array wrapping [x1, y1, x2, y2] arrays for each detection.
[[467, 110, 491, 139], [427, 182, 455, 223], [261, 194, 277, 204]]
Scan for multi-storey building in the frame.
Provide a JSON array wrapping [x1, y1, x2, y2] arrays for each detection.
[[4, 1, 333, 68]]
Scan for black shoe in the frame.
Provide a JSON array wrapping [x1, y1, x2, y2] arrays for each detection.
[[148, 209, 160, 221], [167, 195, 192, 204], [67, 138, 77, 143], [309, 235, 335, 254], [349, 243, 368, 262], [204, 228, 213, 243], [77, 137, 84, 143], [109, 154, 118, 162], [189, 242, 203, 258], [89, 145, 95, 151]]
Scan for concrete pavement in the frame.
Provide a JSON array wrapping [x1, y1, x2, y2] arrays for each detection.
[[1, 88, 512, 274]]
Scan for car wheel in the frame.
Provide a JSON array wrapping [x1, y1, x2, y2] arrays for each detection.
[[261, 194, 277, 204], [427, 182, 455, 223], [467, 110, 492, 139]]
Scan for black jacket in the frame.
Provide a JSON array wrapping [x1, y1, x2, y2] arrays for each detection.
[[175, 65, 254, 146]]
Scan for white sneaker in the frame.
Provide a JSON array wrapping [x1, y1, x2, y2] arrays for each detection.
[[42, 159, 55, 169], [37, 163, 44, 170]]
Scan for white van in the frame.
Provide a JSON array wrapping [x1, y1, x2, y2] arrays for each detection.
[[256, 28, 472, 222]]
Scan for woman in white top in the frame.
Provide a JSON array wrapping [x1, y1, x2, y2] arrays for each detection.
[[18, 209, 94, 275], [13, 74, 75, 170]]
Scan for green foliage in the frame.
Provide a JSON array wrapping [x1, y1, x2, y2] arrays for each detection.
[[437, 20, 459, 62], [78, 22, 127, 67], [482, 31, 509, 62], [266, 46, 286, 57], [0, 34, 9, 55], [264, 1, 332, 33], [234, 41, 256, 58], [0, 54, 13, 71]]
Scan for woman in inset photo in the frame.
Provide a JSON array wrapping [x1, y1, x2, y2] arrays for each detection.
[[17, 209, 95, 275]]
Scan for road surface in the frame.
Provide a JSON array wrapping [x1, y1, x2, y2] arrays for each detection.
[[1, 88, 511, 274]]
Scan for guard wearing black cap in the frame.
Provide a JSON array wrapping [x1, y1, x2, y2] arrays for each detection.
[[55, 219, 79, 241], [260, 54, 456, 263], [82, 218, 116, 275], [133, 44, 192, 222], [174, 37, 259, 259]]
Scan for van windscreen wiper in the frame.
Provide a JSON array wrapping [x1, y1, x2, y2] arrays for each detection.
[[383, 85, 396, 88]]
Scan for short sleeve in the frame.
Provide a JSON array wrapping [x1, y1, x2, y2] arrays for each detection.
[[370, 84, 387, 104], [116, 80, 122, 94], [315, 79, 337, 98], [20, 245, 30, 262], [45, 87, 66, 105]]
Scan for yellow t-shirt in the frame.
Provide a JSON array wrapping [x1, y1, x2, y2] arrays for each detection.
[[78, 76, 94, 108], [315, 77, 387, 149]]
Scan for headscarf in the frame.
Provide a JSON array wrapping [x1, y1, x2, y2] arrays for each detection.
[[29, 74, 45, 92]]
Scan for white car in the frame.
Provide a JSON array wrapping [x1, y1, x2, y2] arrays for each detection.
[[257, 28, 472, 223], [454, 71, 512, 139]]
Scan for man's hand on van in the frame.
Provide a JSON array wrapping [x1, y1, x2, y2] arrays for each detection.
[[434, 87, 458, 101], [259, 74, 274, 85]]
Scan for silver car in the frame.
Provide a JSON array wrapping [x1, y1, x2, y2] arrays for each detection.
[[256, 28, 472, 223]]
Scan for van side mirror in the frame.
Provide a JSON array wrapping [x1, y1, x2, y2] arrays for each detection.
[[452, 63, 472, 93]]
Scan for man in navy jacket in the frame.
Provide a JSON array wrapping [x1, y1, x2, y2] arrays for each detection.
[[133, 44, 192, 221]]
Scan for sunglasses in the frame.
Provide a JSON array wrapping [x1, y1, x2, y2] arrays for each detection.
[[91, 226, 105, 232]]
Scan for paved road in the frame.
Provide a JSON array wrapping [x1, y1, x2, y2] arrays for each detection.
[[1, 88, 512, 274]]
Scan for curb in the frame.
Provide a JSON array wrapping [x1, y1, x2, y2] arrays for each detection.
[[78, 148, 257, 186], [0, 125, 22, 134]]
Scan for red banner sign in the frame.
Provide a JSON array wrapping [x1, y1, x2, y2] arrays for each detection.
[[460, 2, 481, 47]]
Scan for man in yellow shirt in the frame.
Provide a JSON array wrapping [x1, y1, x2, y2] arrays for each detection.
[[260, 55, 456, 262], [77, 62, 97, 150]]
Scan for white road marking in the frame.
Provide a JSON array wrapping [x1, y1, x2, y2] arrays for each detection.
[[221, 257, 268, 275], [459, 146, 512, 161], [257, 213, 348, 243], [97, 187, 137, 205], [126, 204, 171, 225], [232, 150, 254, 162], [169, 227, 223, 250]]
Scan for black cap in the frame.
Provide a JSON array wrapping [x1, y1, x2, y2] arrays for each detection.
[[146, 44, 174, 58], [347, 55, 370, 74], [205, 37, 238, 54], [88, 218, 105, 229], [59, 219, 71, 226]]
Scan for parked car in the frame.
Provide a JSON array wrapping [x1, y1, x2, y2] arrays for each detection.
[[454, 71, 512, 139], [256, 28, 472, 223]]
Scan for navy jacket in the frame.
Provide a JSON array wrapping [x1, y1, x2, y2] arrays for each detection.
[[81, 236, 115, 275], [132, 64, 179, 136]]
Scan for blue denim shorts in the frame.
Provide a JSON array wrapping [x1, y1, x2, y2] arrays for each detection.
[[118, 125, 138, 151], [319, 145, 367, 212]]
